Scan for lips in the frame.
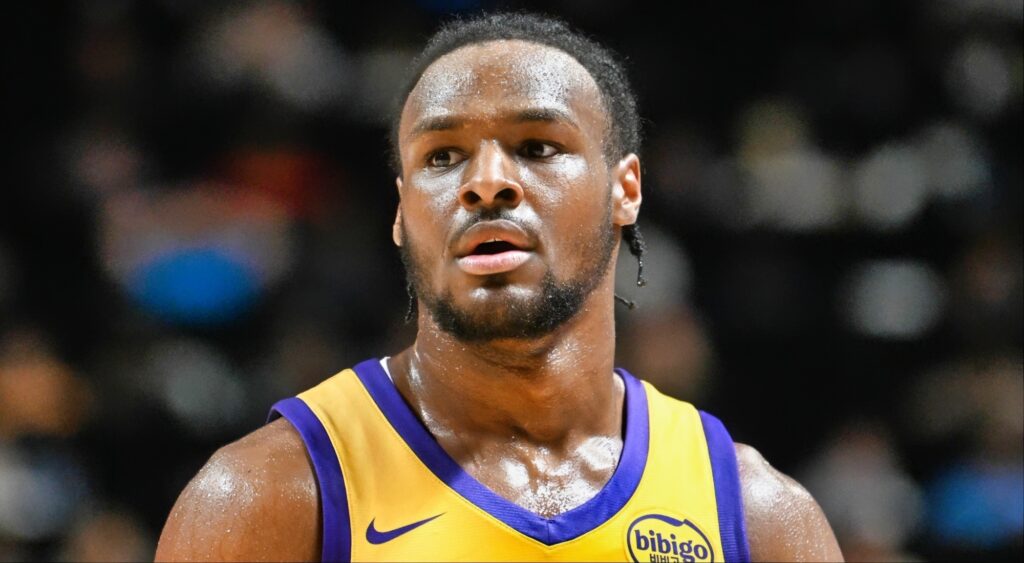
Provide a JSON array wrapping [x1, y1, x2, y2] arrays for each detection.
[[454, 220, 535, 276]]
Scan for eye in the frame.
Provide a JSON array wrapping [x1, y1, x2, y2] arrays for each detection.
[[519, 141, 559, 159], [426, 149, 465, 169]]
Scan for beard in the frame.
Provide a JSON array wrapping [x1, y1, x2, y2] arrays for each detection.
[[399, 209, 617, 342]]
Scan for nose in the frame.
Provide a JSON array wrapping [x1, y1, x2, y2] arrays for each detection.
[[459, 141, 524, 210]]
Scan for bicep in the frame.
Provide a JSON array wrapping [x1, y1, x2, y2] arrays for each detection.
[[156, 420, 321, 562], [736, 443, 844, 562]]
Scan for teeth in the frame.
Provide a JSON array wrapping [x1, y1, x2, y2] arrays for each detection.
[[487, 238, 501, 242]]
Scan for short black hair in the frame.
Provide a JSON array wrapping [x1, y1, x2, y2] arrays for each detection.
[[388, 11, 641, 175]]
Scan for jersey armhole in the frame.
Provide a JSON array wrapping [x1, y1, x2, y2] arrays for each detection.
[[699, 410, 752, 562], [270, 397, 351, 562]]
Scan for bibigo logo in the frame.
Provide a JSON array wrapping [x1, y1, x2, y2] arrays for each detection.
[[625, 513, 714, 563]]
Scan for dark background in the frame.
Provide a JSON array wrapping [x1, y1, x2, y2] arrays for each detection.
[[2, 0, 1021, 560]]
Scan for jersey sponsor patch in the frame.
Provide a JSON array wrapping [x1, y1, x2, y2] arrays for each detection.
[[626, 513, 715, 562]]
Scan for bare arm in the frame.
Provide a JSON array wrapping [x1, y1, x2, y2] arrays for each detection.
[[155, 419, 321, 562], [736, 443, 844, 562]]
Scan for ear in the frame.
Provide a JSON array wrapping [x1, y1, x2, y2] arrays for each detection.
[[611, 153, 642, 226], [392, 177, 403, 247]]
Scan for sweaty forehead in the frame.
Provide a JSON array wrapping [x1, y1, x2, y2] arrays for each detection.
[[401, 40, 606, 137]]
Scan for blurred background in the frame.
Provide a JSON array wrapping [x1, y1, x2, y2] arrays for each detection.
[[1, 0, 1021, 560]]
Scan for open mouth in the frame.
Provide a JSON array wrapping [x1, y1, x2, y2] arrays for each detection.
[[453, 221, 534, 276], [458, 239, 531, 275], [471, 240, 521, 255]]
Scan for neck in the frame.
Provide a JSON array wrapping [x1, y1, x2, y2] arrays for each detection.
[[389, 280, 622, 448]]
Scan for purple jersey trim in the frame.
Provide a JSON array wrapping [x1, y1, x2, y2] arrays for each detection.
[[269, 397, 351, 562], [699, 410, 751, 562], [350, 358, 649, 546]]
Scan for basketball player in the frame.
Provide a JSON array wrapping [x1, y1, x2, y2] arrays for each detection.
[[156, 13, 843, 562]]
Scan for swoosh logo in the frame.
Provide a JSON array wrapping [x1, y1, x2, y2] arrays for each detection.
[[365, 514, 443, 544]]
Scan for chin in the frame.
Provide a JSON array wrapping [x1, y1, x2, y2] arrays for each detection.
[[427, 277, 588, 342]]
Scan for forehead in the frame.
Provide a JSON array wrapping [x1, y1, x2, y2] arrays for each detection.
[[400, 40, 606, 141]]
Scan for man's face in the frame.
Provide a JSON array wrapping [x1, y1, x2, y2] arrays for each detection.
[[395, 40, 639, 341]]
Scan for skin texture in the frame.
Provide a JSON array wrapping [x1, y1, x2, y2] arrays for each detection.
[[387, 40, 635, 517], [156, 419, 320, 561], [156, 40, 843, 562]]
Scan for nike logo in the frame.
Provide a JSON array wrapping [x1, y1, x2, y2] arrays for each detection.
[[365, 514, 443, 544]]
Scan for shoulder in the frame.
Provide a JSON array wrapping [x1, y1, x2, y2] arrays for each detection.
[[155, 418, 320, 562], [735, 443, 844, 562]]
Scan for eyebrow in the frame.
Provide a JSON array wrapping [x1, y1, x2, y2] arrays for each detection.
[[407, 107, 580, 140]]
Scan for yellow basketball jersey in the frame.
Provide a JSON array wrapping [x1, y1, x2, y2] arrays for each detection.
[[270, 358, 750, 562]]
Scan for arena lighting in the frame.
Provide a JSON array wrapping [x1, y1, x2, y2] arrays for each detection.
[[844, 260, 946, 339]]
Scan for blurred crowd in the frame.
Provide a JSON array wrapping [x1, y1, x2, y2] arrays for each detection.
[[2, 1, 1021, 561]]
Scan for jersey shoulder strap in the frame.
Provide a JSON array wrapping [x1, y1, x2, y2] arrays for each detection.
[[269, 372, 357, 561], [628, 378, 751, 562], [269, 363, 751, 562]]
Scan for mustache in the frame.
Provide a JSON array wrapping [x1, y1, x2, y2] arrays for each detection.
[[448, 208, 539, 243]]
